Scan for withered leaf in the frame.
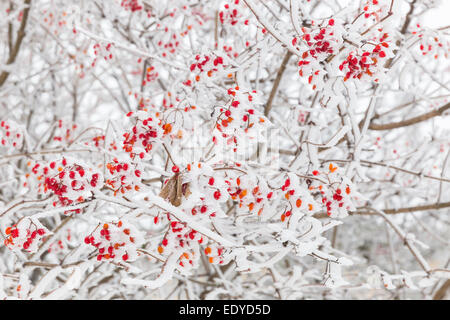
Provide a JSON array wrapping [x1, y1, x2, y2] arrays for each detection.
[[158, 173, 191, 207]]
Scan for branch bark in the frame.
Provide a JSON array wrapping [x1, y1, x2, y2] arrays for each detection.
[[0, 0, 32, 88], [369, 102, 450, 130], [433, 279, 450, 300], [314, 201, 450, 218], [264, 50, 292, 117]]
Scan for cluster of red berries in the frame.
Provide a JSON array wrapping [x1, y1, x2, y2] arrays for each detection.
[[48, 239, 64, 253], [362, 0, 383, 20], [297, 20, 338, 59], [141, 65, 158, 87], [28, 157, 102, 207], [53, 119, 78, 144], [120, 0, 142, 12], [0, 120, 22, 149], [156, 31, 180, 57], [296, 20, 343, 89], [91, 135, 105, 148], [85, 221, 141, 262], [213, 87, 266, 153], [412, 25, 447, 59], [296, 20, 336, 65], [189, 53, 225, 83], [204, 245, 226, 265], [48, 229, 71, 253], [4, 222, 46, 252], [106, 159, 141, 196], [91, 43, 114, 68], [339, 41, 389, 81], [189, 203, 216, 217], [223, 44, 242, 58], [279, 177, 317, 222], [321, 186, 351, 216], [123, 111, 161, 160], [157, 220, 205, 268], [219, 0, 249, 26]]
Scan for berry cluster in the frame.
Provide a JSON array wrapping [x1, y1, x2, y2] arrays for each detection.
[[213, 87, 267, 154], [105, 159, 142, 196], [412, 24, 447, 59], [91, 42, 115, 68], [222, 44, 241, 58], [123, 110, 162, 160], [204, 244, 226, 265], [157, 219, 204, 269], [279, 175, 318, 222], [85, 221, 143, 263], [0, 120, 23, 150], [120, 0, 142, 12], [91, 134, 105, 148], [4, 219, 47, 253], [339, 40, 390, 81], [156, 29, 181, 58], [219, 0, 249, 26], [361, 0, 384, 20], [309, 164, 357, 218], [40, 8, 72, 36], [296, 20, 337, 62], [296, 20, 344, 89], [48, 229, 72, 253], [52, 119, 78, 144], [189, 53, 226, 83], [27, 157, 103, 207], [141, 65, 159, 87], [227, 175, 270, 217], [320, 185, 352, 217]]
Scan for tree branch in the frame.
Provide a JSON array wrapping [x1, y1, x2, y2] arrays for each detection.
[[433, 279, 450, 300], [0, 0, 31, 88], [369, 102, 450, 130], [315, 201, 450, 218], [264, 50, 292, 117]]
